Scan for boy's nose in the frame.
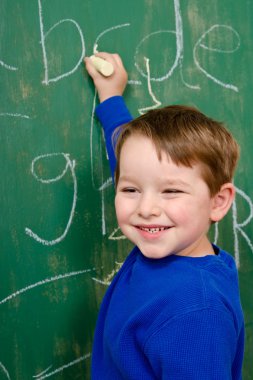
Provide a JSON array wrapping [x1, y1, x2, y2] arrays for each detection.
[[137, 194, 161, 219]]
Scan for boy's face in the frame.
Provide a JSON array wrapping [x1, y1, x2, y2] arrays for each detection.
[[115, 134, 217, 259]]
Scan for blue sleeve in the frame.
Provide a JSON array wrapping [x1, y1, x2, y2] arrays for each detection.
[[144, 309, 240, 379], [95, 96, 133, 178]]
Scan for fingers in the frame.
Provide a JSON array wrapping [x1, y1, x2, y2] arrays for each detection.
[[111, 53, 124, 67], [84, 52, 128, 102], [94, 52, 119, 66], [84, 56, 101, 78], [85, 52, 124, 74]]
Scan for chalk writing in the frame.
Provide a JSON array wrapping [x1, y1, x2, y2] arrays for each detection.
[[0, 268, 94, 306], [0, 362, 10, 380], [138, 57, 161, 115], [213, 185, 253, 268], [25, 153, 77, 245], [33, 366, 53, 378], [0, 113, 30, 119], [89, 93, 106, 235], [0, 0, 241, 92], [109, 227, 126, 241], [89, 90, 100, 190], [0, 354, 91, 380], [93, 23, 130, 54], [134, 0, 240, 91], [92, 262, 123, 286], [134, 0, 182, 83], [213, 222, 219, 247], [193, 24, 240, 92], [135, 30, 180, 82], [38, 0, 85, 85], [33, 354, 91, 380], [233, 186, 253, 267], [0, 59, 17, 71], [99, 178, 113, 191]]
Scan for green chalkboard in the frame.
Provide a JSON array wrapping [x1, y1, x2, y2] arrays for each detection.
[[1, 0, 252, 378]]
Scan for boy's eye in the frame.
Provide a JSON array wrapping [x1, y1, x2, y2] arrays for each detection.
[[122, 187, 137, 193], [163, 189, 183, 194]]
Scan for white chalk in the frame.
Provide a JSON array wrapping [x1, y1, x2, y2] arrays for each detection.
[[89, 55, 114, 77]]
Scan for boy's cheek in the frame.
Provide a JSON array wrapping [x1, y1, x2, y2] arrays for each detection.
[[115, 204, 128, 221], [114, 194, 121, 212], [115, 196, 127, 221]]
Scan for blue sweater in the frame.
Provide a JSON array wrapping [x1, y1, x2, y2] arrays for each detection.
[[91, 96, 244, 379]]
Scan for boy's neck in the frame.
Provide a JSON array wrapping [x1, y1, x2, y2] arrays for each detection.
[[177, 237, 215, 258]]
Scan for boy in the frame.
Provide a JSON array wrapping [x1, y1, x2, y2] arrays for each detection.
[[85, 53, 244, 379]]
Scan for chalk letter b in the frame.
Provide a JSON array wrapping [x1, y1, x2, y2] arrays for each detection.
[[38, 0, 85, 85]]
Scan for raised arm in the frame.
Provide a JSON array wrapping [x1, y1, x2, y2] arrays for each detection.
[[85, 53, 132, 176]]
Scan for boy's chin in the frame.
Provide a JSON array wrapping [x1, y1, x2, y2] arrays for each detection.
[[138, 246, 172, 260]]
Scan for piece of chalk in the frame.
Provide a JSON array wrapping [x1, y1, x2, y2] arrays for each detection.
[[89, 55, 114, 77]]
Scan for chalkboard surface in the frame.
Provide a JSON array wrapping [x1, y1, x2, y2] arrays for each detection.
[[1, 0, 252, 378]]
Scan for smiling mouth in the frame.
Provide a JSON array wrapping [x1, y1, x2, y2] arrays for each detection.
[[137, 226, 170, 234]]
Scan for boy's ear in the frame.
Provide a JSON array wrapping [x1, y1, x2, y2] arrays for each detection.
[[210, 183, 235, 222]]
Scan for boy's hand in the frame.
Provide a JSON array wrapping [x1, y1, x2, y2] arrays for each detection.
[[84, 52, 128, 103]]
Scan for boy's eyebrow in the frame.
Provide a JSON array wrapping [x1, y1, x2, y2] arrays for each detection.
[[117, 175, 138, 182], [118, 176, 191, 188], [162, 179, 192, 188]]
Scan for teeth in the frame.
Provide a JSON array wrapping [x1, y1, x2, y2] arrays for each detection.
[[140, 227, 167, 233]]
